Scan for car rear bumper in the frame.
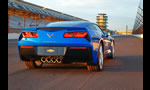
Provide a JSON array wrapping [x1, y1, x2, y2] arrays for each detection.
[[18, 46, 93, 64]]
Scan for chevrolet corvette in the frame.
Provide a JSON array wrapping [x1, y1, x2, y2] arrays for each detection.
[[18, 21, 115, 71]]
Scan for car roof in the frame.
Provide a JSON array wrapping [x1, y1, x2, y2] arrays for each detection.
[[46, 21, 94, 28]]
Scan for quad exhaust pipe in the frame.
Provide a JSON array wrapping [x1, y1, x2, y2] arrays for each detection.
[[41, 56, 63, 64]]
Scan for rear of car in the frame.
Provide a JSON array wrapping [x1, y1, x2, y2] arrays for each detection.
[[18, 22, 95, 69]]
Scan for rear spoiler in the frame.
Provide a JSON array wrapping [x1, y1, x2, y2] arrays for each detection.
[[36, 27, 87, 31]]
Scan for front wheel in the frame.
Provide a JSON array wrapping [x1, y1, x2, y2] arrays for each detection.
[[108, 41, 115, 59]]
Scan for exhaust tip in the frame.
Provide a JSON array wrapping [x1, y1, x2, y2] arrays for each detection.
[[46, 56, 51, 63], [41, 57, 47, 63], [56, 56, 63, 63], [41, 56, 63, 64]]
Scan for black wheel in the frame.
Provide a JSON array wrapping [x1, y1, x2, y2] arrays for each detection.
[[24, 59, 43, 69], [108, 41, 115, 59], [87, 43, 103, 71]]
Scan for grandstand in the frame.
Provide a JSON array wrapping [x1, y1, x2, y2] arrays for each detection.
[[8, 0, 86, 33], [133, 0, 143, 34]]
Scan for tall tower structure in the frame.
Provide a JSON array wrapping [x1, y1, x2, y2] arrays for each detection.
[[133, 0, 143, 34], [96, 13, 108, 31]]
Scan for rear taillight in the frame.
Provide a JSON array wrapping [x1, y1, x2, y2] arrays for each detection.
[[22, 32, 38, 38], [64, 32, 88, 38], [20, 46, 33, 48]]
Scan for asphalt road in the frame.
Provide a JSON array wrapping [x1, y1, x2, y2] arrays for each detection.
[[8, 35, 143, 90]]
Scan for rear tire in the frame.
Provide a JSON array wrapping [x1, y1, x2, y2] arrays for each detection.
[[97, 43, 104, 71], [87, 65, 99, 71], [24, 60, 43, 69], [87, 43, 103, 71]]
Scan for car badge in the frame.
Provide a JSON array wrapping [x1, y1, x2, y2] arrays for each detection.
[[47, 49, 55, 53], [47, 33, 54, 38]]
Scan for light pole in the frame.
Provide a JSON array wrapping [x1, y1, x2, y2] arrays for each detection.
[[126, 25, 128, 35]]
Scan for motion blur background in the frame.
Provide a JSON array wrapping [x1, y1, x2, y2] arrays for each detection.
[[8, 0, 143, 35]]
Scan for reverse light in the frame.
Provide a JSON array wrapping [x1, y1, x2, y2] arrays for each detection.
[[64, 32, 88, 38], [22, 32, 38, 38]]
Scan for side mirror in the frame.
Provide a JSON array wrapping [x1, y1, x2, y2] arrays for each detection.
[[104, 32, 110, 37]]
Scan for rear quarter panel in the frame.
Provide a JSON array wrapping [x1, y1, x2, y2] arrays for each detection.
[[85, 27, 103, 64]]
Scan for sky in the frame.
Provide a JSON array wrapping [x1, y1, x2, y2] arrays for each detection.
[[23, 0, 140, 31]]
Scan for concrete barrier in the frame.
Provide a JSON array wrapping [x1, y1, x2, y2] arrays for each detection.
[[8, 33, 20, 39], [132, 34, 143, 38]]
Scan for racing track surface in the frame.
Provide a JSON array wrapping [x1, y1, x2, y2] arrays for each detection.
[[8, 35, 143, 90]]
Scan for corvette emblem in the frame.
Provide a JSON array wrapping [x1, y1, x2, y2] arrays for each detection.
[[47, 33, 54, 38], [47, 49, 55, 53]]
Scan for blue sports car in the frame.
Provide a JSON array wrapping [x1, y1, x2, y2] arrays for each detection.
[[18, 21, 115, 71]]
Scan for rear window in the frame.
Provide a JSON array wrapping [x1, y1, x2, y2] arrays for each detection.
[[87, 24, 98, 31], [46, 22, 82, 27]]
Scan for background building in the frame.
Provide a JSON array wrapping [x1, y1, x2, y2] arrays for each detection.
[[115, 30, 133, 35], [8, 0, 86, 33], [133, 0, 143, 34], [96, 13, 108, 31]]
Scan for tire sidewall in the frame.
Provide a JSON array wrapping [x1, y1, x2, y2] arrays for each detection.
[[33, 60, 43, 68], [97, 43, 103, 71], [110, 41, 115, 59]]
